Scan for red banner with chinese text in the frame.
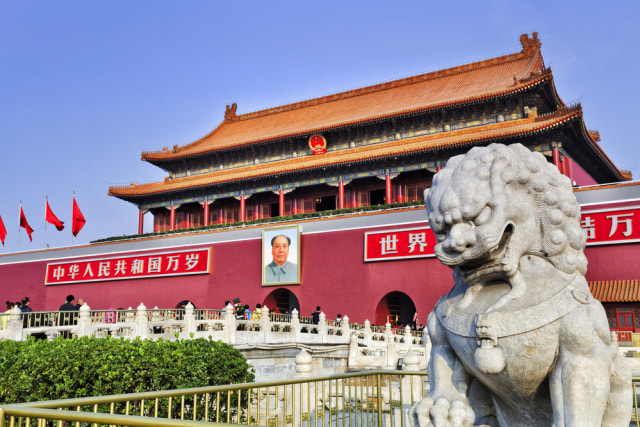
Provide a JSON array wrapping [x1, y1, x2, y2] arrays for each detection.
[[364, 206, 640, 262], [580, 206, 640, 246], [45, 248, 211, 285], [364, 227, 437, 262]]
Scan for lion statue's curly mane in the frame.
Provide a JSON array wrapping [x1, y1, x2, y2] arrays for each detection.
[[410, 143, 631, 427]]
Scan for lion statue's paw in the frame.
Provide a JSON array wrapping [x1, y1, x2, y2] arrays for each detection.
[[409, 396, 474, 427]]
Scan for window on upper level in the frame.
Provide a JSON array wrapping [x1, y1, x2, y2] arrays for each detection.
[[617, 307, 635, 331], [191, 211, 204, 228], [405, 183, 427, 202]]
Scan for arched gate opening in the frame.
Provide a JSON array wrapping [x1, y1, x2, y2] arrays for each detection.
[[263, 288, 300, 314], [375, 291, 416, 328]]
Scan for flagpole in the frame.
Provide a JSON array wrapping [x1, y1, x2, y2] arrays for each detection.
[[71, 191, 75, 246], [44, 196, 48, 249], [17, 201, 21, 252]]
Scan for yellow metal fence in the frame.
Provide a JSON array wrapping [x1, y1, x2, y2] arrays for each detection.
[[2, 371, 639, 426], [0, 370, 427, 427]]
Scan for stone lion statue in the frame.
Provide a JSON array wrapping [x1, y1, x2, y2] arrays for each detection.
[[410, 143, 631, 426]]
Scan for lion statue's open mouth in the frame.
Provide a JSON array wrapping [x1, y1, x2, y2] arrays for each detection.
[[458, 223, 514, 285]]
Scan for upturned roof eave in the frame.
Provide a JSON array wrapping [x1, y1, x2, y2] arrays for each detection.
[[560, 110, 629, 183]]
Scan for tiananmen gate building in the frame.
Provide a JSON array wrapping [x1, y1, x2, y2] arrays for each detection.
[[2, 33, 640, 335]]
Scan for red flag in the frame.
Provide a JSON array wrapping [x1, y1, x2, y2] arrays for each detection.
[[0, 214, 6, 246], [45, 200, 65, 231], [72, 197, 86, 237], [20, 206, 34, 241]]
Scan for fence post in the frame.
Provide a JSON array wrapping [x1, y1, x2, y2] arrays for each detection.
[[364, 319, 372, 346], [261, 305, 270, 342], [77, 304, 92, 337], [319, 312, 327, 343], [402, 349, 423, 405], [225, 303, 236, 344], [7, 306, 23, 341], [135, 303, 149, 339], [348, 333, 359, 367], [291, 308, 300, 342], [184, 303, 196, 336], [341, 315, 350, 344], [295, 348, 313, 377], [386, 322, 396, 366]]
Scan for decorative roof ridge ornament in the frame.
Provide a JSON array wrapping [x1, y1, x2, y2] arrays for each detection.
[[225, 103, 238, 121], [520, 32, 541, 56], [512, 33, 544, 85]]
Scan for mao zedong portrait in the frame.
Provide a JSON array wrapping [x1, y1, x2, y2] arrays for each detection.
[[264, 234, 298, 283]]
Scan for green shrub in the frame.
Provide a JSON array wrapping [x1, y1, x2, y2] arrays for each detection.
[[0, 336, 254, 404]]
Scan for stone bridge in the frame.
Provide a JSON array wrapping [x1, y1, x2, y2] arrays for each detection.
[[0, 303, 429, 379]]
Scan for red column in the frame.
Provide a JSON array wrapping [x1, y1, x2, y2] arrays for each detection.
[[565, 157, 574, 184], [239, 195, 245, 222], [218, 207, 224, 224], [138, 209, 144, 234], [396, 183, 404, 203], [203, 201, 209, 226], [338, 180, 345, 209], [170, 205, 176, 231], [254, 201, 259, 220], [552, 148, 561, 172], [279, 189, 285, 217], [385, 174, 392, 204]]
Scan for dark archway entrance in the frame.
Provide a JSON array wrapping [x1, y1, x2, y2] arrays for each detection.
[[263, 288, 300, 314], [375, 291, 416, 328]]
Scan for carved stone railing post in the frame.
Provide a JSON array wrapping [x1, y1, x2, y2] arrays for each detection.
[[318, 312, 327, 343], [364, 319, 372, 346], [295, 347, 314, 422], [260, 305, 270, 341], [295, 348, 313, 377], [401, 349, 423, 403], [291, 308, 300, 341], [135, 303, 149, 339], [77, 304, 92, 337], [348, 333, 359, 367], [184, 303, 196, 336], [341, 315, 350, 341], [386, 322, 396, 366], [384, 322, 392, 341], [7, 306, 23, 341], [224, 303, 236, 344]]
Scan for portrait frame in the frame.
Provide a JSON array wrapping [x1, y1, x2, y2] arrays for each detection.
[[262, 225, 301, 286]]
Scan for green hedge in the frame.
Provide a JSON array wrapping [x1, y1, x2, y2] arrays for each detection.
[[0, 336, 255, 404]]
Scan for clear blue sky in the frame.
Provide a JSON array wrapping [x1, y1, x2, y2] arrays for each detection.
[[1, 1, 638, 252]]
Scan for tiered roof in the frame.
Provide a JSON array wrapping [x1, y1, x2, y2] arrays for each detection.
[[142, 33, 547, 162], [109, 33, 629, 201], [110, 107, 600, 198]]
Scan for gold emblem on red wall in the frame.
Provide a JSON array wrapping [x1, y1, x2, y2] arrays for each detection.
[[308, 134, 327, 155]]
